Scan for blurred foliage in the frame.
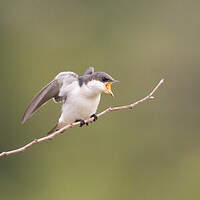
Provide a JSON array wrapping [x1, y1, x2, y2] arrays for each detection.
[[0, 0, 200, 199]]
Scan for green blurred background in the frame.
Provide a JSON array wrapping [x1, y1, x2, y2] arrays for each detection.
[[0, 0, 200, 199]]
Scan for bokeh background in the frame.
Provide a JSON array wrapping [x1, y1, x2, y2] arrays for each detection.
[[0, 0, 200, 199]]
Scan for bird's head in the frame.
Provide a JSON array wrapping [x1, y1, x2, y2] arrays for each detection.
[[86, 72, 119, 96]]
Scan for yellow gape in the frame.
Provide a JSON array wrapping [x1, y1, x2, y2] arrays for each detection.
[[105, 82, 114, 96]]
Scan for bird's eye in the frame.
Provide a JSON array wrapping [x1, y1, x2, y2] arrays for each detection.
[[102, 77, 109, 82]]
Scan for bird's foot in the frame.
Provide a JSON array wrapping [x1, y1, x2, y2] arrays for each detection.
[[75, 119, 87, 127], [90, 114, 98, 122]]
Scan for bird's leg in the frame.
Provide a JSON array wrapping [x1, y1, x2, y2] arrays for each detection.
[[75, 114, 97, 127], [75, 119, 87, 127], [90, 114, 98, 122]]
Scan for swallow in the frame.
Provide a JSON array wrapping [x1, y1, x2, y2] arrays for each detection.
[[21, 67, 119, 134]]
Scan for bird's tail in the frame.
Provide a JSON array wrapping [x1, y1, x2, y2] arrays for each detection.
[[47, 122, 67, 135]]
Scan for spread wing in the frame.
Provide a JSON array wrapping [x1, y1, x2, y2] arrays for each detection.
[[83, 67, 94, 75], [21, 72, 78, 124]]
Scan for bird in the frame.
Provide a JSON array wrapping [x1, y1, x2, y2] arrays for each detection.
[[21, 67, 119, 134]]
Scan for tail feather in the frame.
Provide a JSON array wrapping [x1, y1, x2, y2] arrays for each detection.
[[47, 122, 67, 135]]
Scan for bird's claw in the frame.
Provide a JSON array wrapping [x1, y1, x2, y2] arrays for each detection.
[[75, 119, 86, 127], [79, 120, 86, 127], [90, 114, 98, 122]]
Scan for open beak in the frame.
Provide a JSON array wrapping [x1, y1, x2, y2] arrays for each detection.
[[105, 80, 119, 96]]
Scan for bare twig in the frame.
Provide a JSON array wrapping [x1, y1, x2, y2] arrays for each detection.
[[0, 79, 164, 158]]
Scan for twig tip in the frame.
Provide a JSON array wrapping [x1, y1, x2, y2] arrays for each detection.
[[160, 79, 164, 83]]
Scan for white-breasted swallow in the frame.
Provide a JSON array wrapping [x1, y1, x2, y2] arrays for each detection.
[[21, 67, 119, 134]]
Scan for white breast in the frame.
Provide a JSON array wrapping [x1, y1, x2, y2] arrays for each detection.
[[59, 82, 101, 124]]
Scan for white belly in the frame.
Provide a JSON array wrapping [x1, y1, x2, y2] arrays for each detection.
[[59, 92, 101, 124]]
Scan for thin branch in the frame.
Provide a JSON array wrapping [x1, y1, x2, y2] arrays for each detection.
[[0, 79, 164, 158]]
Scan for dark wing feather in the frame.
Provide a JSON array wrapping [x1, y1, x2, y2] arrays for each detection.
[[21, 80, 59, 124], [83, 67, 94, 75]]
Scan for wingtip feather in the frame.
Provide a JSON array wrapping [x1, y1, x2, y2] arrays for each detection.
[[21, 114, 28, 124]]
